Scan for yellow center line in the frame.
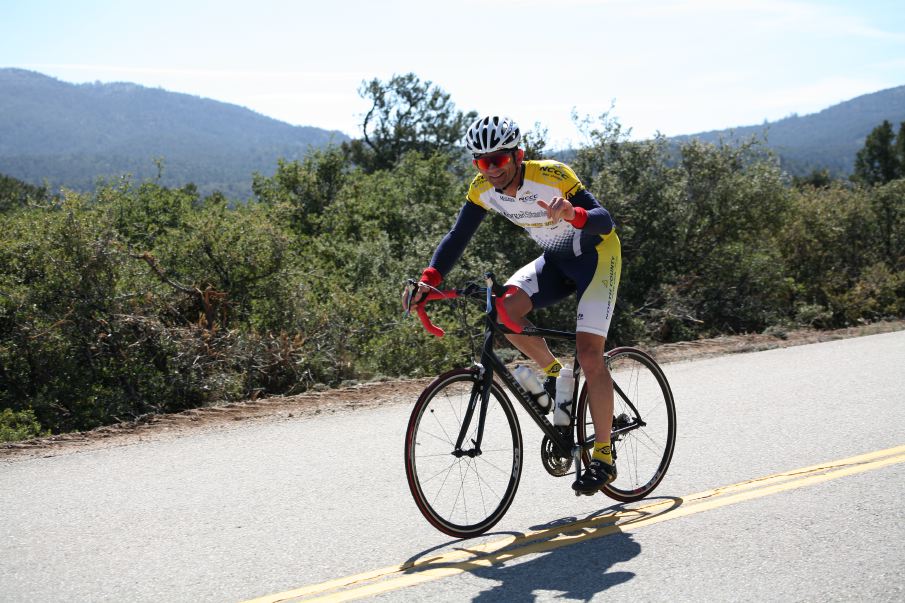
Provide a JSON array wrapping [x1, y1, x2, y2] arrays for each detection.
[[244, 444, 905, 603]]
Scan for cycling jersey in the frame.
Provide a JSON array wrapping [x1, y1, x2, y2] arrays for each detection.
[[429, 160, 615, 276], [426, 159, 621, 336]]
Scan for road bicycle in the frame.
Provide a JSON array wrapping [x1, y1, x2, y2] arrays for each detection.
[[403, 273, 676, 538]]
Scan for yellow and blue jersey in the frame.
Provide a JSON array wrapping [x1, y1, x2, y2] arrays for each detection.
[[430, 160, 615, 276]]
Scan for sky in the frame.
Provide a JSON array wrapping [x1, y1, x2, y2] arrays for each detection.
[[3, 0, 905, 148]]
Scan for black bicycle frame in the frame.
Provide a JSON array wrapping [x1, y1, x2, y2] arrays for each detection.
[[451, 275, 643, 461], [452, 278, 581, 460]]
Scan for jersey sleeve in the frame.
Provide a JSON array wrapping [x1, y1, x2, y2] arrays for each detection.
[[569, 188, 615, 235], [465, 173, 491, 209], [429, 201, 487, 277], [559, 163, 585, 199], [538, 161, 614, 235]]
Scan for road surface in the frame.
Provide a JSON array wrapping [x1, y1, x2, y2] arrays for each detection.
[[2, 331, 903, 602]]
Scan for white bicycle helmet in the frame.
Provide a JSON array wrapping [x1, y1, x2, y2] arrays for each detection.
[[465, 115, 521, 156]]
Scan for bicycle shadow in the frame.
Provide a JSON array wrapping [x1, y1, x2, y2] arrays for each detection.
[[404, 496, 683, 601], [467, 527, 639, 601]]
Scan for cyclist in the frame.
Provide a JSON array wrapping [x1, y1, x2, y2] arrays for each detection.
[[408, 115, 622, 494]]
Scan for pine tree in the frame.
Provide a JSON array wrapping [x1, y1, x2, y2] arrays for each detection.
[[896, 122, 905, 177], [853, 120, 903, 185]]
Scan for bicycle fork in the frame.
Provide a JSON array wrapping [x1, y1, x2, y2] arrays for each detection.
[[452, 364, 492, 457]]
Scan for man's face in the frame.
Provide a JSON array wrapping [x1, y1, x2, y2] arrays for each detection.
[[473, 150, 519, 190]]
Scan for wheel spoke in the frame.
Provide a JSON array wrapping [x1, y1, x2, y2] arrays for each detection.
[[474, 453, 515, 477]]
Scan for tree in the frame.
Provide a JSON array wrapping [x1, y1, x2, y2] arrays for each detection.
[[521, 122, 549, 160], [343, 73, 477, 172], [853, 120, 903, 185], [0, 172, 48, 212], [792, 168, 835, 189], [897, 122, 905, 175], [251, 147, 348, 237]]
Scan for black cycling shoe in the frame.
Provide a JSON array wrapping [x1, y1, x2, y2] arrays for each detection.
[[572, 459, 617, 495]]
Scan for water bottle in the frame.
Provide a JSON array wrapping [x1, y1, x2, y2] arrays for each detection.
[[512, 365, 551, 412], [554, 365, 574, 426]]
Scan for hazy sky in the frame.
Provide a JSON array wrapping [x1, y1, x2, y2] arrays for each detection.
[[3, 0, 904, 147]]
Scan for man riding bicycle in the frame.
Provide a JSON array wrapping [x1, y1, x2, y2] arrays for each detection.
[[408, 115, 622, 494]]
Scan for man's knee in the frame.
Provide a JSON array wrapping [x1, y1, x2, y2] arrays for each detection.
[[576, 335, 607, 375], [501, 287, 532, 319]]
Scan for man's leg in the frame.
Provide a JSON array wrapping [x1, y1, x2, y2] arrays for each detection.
[[500, 287, 557, 369], [574, 331, 617, 491], [576, 332, 613, 451]]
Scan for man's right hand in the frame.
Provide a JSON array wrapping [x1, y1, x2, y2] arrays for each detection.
[[402, 281, 429, 312], [403, 267, 442, 312]]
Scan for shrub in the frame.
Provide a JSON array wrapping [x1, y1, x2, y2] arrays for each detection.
[[0, 409, 48, 442], [2, 119, 903, 438]]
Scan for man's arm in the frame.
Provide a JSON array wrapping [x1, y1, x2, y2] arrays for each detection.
[[564, 189, 614, 234], [424, 201, 487, 283]]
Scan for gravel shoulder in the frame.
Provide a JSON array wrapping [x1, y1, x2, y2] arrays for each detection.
[[3, 320, 903, 462]]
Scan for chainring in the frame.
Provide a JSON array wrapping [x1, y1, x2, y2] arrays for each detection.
[[540, 435, 573, 477]]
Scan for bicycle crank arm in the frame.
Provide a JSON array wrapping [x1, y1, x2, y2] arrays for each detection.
[[572, 444, 583, 497]]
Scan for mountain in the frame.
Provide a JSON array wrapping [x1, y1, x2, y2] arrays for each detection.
[[0, 69, 349, 198], [3, 69, 903, 194], [672, 85, 905, 177]]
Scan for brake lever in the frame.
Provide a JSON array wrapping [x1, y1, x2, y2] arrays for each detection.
[[402, 279, 417, 317]]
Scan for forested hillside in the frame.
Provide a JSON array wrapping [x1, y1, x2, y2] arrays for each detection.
[[675, 85, 905, 176], [1, 74, 903, 443], [0, 69, 348, 197], [4, 69, 904, 197]]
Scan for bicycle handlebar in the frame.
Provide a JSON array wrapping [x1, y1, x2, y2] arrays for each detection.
[[408, 279, 524, 338], [415, 289, 459, 337]]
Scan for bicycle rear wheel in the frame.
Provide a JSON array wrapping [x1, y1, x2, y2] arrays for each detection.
[[577, 347, 676, 501], [404, 368, 523, 538]]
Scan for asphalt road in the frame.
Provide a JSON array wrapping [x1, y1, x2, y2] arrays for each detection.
[[2, 331, 904, 602]]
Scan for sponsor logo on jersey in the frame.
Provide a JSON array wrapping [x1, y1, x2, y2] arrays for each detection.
[[539, 164, 569, 181], [501, 209, 548, 221]]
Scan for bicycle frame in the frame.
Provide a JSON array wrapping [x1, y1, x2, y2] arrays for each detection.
[[415, 275, 580, 459], [412, 273, 647, 478], [475, 320, 580, 460]]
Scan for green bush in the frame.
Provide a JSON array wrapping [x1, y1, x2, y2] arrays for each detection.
[[1, 122, 903, 440], [830, 262, 905, 323], [778, 182, 902, 326], [0, 409, 48, 442]]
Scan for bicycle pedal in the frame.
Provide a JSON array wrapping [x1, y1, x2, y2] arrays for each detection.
[[571, 481, 599, 496]]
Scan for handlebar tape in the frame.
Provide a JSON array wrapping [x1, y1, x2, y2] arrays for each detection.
[[416, 290, 459, 337]]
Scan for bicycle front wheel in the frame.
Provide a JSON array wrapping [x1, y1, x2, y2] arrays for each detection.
[[577, 347, 676, 502], [404, 368, 523, 539]]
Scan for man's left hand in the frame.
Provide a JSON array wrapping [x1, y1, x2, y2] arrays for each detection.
[[538, 197, 575, 222]]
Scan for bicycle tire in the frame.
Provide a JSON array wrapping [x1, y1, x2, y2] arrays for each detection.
[[576, 346, 676, 501], [404, 368, 523, 538]]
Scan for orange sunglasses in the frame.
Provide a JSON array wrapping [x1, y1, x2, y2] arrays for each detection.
[[473, 152, 514, 171]]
